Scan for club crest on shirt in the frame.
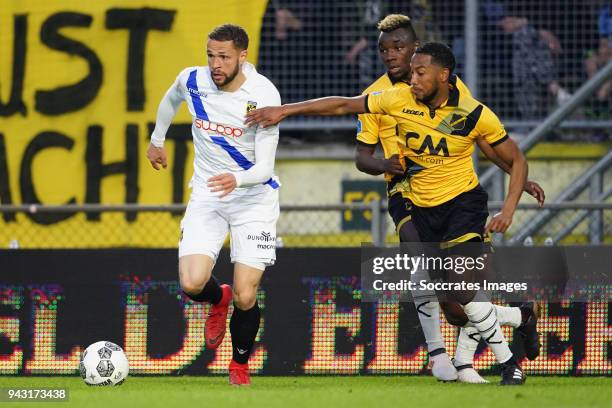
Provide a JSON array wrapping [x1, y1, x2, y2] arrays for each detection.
[[246, 101, 258, 113], [449, 113, 467, 130]]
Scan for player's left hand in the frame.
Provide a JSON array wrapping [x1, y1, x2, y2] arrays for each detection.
[[524, 180, 545, 207], [207, 173, 237, 198], [245, 106, 285, 128], [485, 211, 513, 234]]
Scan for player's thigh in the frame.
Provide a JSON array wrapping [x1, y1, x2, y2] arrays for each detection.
[[388, 194, 419, 242], [232, 262, 264, 309], [442, 185, 489, 244], [178, 255, 215, 294], [387, 193, 412, 237], [228, 189, 279, 268], [178, 199, 229, 291], [411, 204, 445, 243]]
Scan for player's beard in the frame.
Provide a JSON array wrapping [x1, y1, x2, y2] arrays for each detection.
[[214, 63, 240, 88], [417, 83, 439, 106]]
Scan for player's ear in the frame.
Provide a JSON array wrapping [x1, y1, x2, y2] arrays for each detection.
[[439, 68, 450, 83], [239, 49, 248, 63]]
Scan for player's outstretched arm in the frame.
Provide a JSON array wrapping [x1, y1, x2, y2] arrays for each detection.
[[485, 137, 528, 234], [245, 95, 367, 128], [476, 138, 545, 207]]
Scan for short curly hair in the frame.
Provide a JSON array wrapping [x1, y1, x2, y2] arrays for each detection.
[[377, 14, 417, 41], [415, 42, 456, 74], [208, 24, 249, 50]]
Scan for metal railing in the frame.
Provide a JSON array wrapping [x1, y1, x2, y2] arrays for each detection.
[[0, 202, 609, 248], [480, 59, 612, 189]]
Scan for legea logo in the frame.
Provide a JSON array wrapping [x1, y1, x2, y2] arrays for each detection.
[[195, 118, 244, 138]]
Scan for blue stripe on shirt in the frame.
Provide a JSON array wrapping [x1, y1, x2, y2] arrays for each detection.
[[186, 69, 209, 121], [210, 136, 279, 189]]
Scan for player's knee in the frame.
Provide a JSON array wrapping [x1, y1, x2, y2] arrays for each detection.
[[180, 279, 205, 296], [442, 309, 469, 327], [178, 260, 212, 295], [441, 301, 469, 326], [178, 270, 210, 296], [233, 287, 257, 310]]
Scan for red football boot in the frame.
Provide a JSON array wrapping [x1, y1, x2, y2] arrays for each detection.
[[229, 360, 250, 386], [205, 284, 232, 349]]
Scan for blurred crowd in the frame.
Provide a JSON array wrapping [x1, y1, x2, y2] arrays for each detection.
[[257, 0, 611, 132]]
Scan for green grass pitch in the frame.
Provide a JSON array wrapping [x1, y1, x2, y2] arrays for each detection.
[[0, 376, 610, 408]]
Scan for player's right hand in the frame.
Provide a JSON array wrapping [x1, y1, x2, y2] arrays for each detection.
[[382, 154, 405, 175], [245, 106, 285, 128], [146, 143, 168, 170]]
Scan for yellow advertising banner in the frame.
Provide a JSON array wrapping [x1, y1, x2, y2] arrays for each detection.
[[0, 0, 268, 247]]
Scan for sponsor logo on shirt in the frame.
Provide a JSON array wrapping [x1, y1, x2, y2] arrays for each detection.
[[402, 108, 424, 116], [188, 87, 207, 98], [195, 118, 244, 138]]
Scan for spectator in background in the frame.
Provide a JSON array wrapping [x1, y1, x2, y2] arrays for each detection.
[[274, 3, 302, 41], [259, 1, 354, 101], [486, 3, 571, 118], [584, 4, 611, 117], [257, 1, 304, 101], [344, 0, 442, 90]]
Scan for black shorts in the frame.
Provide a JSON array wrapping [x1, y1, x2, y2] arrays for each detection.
[[387, 193, 412, 231], [412, 185, 489, 244]]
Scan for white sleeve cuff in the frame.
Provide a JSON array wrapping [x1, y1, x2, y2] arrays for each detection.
[[232, 172, 244, 188]]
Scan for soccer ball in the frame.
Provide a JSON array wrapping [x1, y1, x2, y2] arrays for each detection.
[[80, 341, 129, 386]]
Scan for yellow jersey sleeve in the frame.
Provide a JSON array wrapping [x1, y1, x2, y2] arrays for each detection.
[[366, 89, 395, 115], [476, 105, 508, 146], [356, 112, 380, 145]]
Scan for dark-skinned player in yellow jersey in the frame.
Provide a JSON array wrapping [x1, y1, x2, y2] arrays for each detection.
[[247, 41, 533, 385], [354, 15, 544, 384]]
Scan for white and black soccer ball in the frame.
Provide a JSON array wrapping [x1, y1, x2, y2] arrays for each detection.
[[80, 341, 129, 386]]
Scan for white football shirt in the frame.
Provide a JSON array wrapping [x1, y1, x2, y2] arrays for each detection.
[[151, 62, 281, 195]]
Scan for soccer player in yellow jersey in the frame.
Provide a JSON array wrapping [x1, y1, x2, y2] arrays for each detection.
[[247, 41, 532, 385], [354, 14, 544, 384]]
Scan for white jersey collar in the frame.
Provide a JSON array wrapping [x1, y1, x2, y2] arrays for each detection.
[[239, 62, 257, 93]]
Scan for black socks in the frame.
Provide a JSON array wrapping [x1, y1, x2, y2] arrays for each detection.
[[230, 302, 261, 364], [183, 276, 222, 304]]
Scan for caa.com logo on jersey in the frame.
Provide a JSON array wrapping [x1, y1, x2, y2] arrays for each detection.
[[195, 118, 244, 138]]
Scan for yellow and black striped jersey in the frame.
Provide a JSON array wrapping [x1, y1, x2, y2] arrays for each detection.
[[365, 78, 507, 207], [357, 74, 472, 198]]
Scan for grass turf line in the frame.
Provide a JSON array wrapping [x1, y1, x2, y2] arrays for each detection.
[[0, 376, 610, 408]]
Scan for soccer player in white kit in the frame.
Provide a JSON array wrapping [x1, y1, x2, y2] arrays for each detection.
[[146, 24, 281, 386]]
